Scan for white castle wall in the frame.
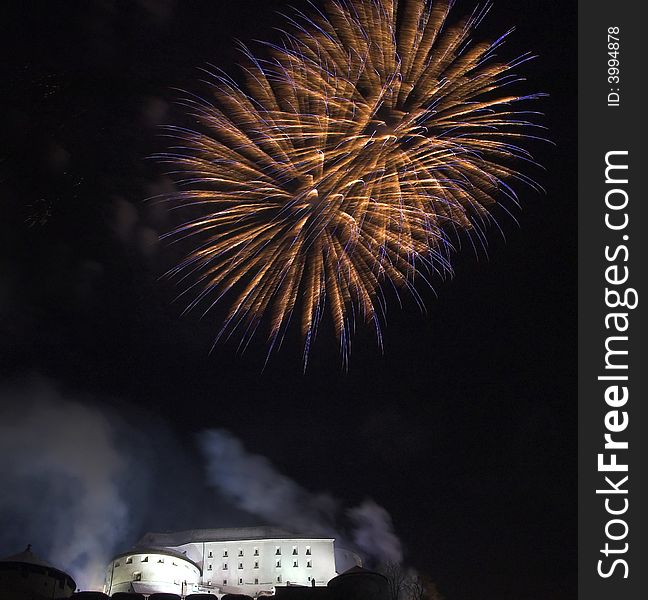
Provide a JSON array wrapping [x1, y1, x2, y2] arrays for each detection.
[[176, 537, 336, 596], [106, 528, 361, 597], [104, 551, 201, 596]]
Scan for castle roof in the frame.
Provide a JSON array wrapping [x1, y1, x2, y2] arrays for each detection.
[[139, 527, 334, 547], [1, 545, 53, 568], [0, 545, 77, 589], [111, 546, 201, 570], [327, 565, 388, 589]]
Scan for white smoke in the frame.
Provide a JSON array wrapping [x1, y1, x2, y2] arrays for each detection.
[[198, 430, 338, 534], [0, 381, 404, 592], [0, 379, 132, 590], [347, 500, 403, 564], [198, 429, 403, 565]]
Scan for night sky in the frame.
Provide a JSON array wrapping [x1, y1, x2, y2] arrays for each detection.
[[1, 1, 576, 599]]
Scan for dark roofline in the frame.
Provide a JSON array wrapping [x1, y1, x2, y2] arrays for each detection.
[[327, 566, 388, 587], [0, 560, 77, 588], [139, 527, 334, 546], [0, 547, 77, 590]]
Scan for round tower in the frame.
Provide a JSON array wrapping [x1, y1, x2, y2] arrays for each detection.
[[0, 545, 76, 600], [327, 566, 389, 600], [104, 549, 200, 596]]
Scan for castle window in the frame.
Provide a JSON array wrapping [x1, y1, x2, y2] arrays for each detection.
[[223, 550, 228, 558], [254, 548, 259, 556], [133, 572, 141, 582], [158, 558, 164, 564], [306, 547, 311, 556], [208, 564, 212, 571], [293, 561, 298, 568], [126, 557, 133, 564], [254, 561, 259, 569], [114, 562, 120, 568], [141, 557, 148, 563], [238, 563, 243, 570], [208, 551, 213, 558], [223, 563, 228, 570], [223, 579, 227, 585], [307, 560, 312, 568], [238, 578, 243, 585], [277, 575, 282, 583], [276, 560, 281, 568], [254, 578, 259, 584], [292, 546, 298, 555], [238, 549, 244, 557]]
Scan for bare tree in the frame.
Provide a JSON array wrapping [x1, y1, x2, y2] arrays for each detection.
[[377, 562, 444, 600], [378, 562, 409, 600], [406, 573, 444, 600]]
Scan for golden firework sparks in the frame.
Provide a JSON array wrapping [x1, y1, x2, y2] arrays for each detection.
[[159, 0, 545, 366]]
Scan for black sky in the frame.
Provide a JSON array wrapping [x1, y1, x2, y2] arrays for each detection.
[[1, 1, 576, 599]]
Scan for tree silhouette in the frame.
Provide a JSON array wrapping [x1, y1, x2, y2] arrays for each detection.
[[378, 563, 444, 600]]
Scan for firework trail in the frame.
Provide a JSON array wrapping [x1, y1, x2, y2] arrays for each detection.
[[159, 0, 544, 366]]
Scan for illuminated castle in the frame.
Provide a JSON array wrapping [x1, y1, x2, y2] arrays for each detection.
[[103, 527, 362, 598]]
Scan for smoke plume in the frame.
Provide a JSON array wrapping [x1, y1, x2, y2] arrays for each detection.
[[199, 429, 403, 564], [0, 380, 403, 592], [0, 379, 132, 590], [347, 501, 403, 564]]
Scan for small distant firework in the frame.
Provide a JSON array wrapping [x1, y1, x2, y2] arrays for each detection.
[[159, 0, 544, 366], [25, 198, 53, 228]]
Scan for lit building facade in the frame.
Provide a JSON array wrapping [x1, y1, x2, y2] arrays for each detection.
[[104, 548, 200, 597], [104, 527, 361, 598]]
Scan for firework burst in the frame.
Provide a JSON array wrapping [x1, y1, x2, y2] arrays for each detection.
[[159, 0, 545, 366]]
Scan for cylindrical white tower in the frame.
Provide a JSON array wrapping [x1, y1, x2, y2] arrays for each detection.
[[104, 549, 200, 597]]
